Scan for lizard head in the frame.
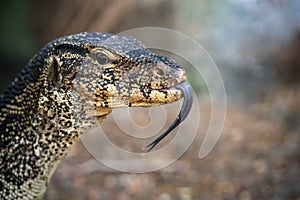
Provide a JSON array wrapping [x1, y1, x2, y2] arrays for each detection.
[[44, 32, 192, 150], [85, 34, 186, 109], [48, 32, 187, 115]]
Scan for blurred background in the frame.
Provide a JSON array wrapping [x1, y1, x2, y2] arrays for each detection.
[[1, 0, 300, 199]]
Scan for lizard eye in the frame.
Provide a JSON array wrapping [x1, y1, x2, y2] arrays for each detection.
[[96, 54, 109, 65], [90, 53, 109, 65]]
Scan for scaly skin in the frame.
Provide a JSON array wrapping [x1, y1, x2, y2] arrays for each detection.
[[0, 32, 187, 199]]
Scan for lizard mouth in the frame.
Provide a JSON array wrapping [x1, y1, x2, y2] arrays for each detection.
[[144, 81, 193, 152]]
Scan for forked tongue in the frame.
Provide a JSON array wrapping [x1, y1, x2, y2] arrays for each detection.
[[144, 81, 193, 152]]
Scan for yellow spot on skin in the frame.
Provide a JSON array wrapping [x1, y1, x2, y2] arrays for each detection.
[[106, 84, 116, 92], [130, 89, 144, 102]]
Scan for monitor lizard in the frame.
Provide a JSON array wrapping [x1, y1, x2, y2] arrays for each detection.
[[0, 32, 192, 199]]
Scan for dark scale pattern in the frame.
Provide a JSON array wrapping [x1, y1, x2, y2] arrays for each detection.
[[0, 32, 187, 200]]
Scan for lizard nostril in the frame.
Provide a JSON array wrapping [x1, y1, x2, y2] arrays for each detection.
[[154, 68, 165, 77], [180, 70, 187, 81]]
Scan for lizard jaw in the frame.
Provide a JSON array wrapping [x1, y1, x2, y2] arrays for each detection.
[[129, 86, 183, 107]]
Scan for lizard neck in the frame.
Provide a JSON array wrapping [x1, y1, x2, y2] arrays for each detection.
[[0, 56, 111, 199], [0, 60, 50, 199]]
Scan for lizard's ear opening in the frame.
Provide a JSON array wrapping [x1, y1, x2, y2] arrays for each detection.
[[47, 56, 60, 86], [47, 55, 79, 89], [49, 43, 89, 88]]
